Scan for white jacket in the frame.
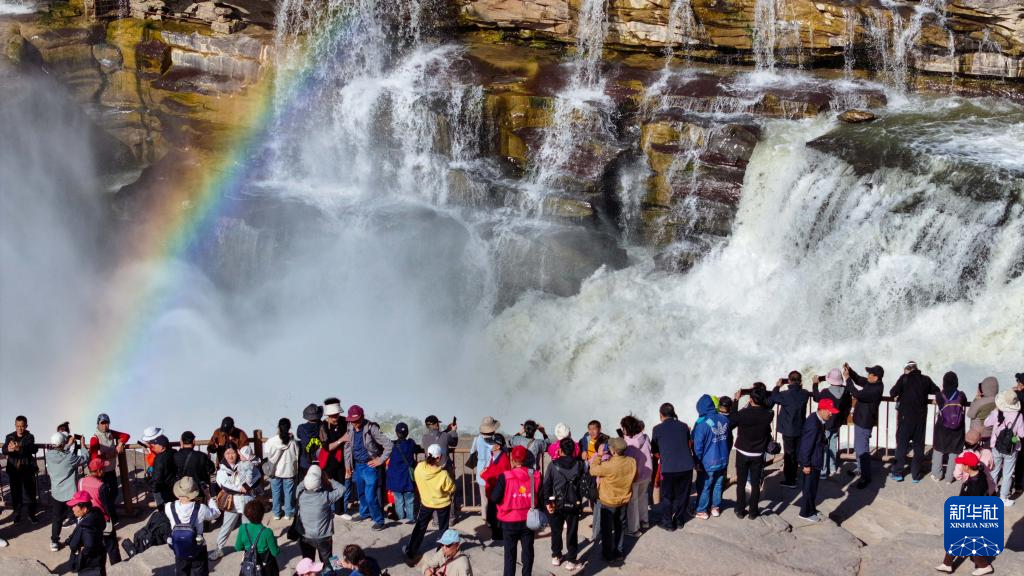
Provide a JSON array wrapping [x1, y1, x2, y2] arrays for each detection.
[[264, 435, 300, 478], [216, 463, 256, 512]]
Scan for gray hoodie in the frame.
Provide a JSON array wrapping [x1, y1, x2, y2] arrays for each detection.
[[45, 448, 87, 503], [968, 377, 999, 438], [295, 479, 343, 539]]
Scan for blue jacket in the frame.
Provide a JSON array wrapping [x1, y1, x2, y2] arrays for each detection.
[[770, 384, 811, 437], [386, 439, 418, 493], [693, 395, 730, 472], [797, 413, 827, 469], [651, 418, 695, 474]]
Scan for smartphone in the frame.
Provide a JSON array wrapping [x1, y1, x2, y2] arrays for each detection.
[[818, 375, 827, 383]]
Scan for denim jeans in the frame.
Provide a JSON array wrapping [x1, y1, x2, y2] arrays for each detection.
[[931, 450, 954, 481], [992, 450, 1019, 501], [393, 491, 415, 521], [354, 462, 385, 525], [270, 477, 295, 517], [853, 425, 873, 482], [695, 468, 725, 514], [821, 430, 840, 478]]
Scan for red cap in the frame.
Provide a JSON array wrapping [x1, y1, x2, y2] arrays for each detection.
[[67, 490, 92, 507], [510, 445, 529, 462], [955, 452, 980, 467], [88, 458, 105, 472], [346, 405, 365, 423], [818, 398, 840, 415]]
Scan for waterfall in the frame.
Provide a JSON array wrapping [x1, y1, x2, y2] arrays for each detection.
[[0, 0, 33, 14], [666, 0, 698, 59], [868, 0, 950, 89], [843, 8, 857, 79], [753, 0, 779, 71]]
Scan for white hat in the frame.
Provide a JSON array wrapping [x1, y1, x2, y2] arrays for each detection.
[[426, 443, 443, 459], [141, 426, 163, 443], [554, 423, 571, 440], [996, 389, 1021, 413], [51, 432, 68, 447], [303, 465, 323, 491], [239, 445, 255, 461], [324, 402, 343, 416]]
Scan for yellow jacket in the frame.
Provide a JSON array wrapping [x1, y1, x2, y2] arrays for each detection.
[[589, 454, 636, 508], [415, 461, 455, 509]]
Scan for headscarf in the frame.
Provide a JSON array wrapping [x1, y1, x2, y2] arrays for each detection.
[[942, 371, 959, 397]]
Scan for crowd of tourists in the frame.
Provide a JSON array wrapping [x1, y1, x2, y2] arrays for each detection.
[[0, 368, 1021, 576]]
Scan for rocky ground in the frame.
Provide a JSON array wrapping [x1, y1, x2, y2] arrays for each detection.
[[2, 459, 1023, 575]]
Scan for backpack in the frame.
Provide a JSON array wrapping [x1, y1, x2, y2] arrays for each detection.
[[553, 462, 584, 512], [239, 525, 268, 576], [938, 391, 964, 430], [994, 412, 1022, 455], [168, 504, 202, 560]]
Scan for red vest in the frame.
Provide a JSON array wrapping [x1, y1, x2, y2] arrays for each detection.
[[497, 467, 540, 523]]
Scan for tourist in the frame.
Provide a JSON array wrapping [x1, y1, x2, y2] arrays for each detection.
[[65, 491, 107, 575], [935, 452, 994, 575], [693, 395, 729, 520], [208, 416, 249, 453], [213, 444, 254, 560], [175, 432, 215, 494], [472, 416, 500, 517], [1014, 372, 1024, 497], [844, 364, 884, 489], [295, 557, 324, 576], [480, 433, 510, 542], [589, 437, 636, 565], [492, 445, 542, 576], [542, 437, 584, 572], [46, 431, 87, 552], [387, 422, 420, 522], [3, 415, 39, 523], [166, 477, 222, 576], [297, 403, 324, 481], [264, 418, 301, 521], [578, 420, 608, 462], [147, 434, 177, 507], [340, 544, 383, 576], [235, 500, 280, 575], [889, 361, 940, 483], [651, 402, 694, 531], [510, 419, 549, 469], [717, 396, 733, 417], [770, 372, 811, 489], [420, 529, 473, 576], [811, 368, 851, 478], [546, 422, 579, 460], [797, 398, 839, 522], [621, 415, 652, 533], [931, 372, 968, 482], [967, 377, 999, 442], [89, 413, 130, 523], [295, 465, 345, 564], [78, 459, 109, 520], [729, 387, 774, 519], [953, 429, 996, 495], [985, 389, 1023, 506], [405, 444, 456, 564], [343, 404, 392, 530], [319, 398, 350, 517], [421, 414, 459, 471]]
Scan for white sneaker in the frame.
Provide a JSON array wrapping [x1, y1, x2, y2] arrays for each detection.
[[971, 566, 994, 576], [49, 542, 59, 552], [563, 561, 579, 572], [934, 564, 952, 573], [1002, 497, 1015, 507], [0, 538, 7, 548], [552, 557, 562, 566], [340, 514, 354, 521]]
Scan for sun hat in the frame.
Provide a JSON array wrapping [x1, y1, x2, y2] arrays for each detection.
[[141, 426, 163, 443], [438, 529, 463, 546], [303, 403, 324, 421], [479, 416, 500, 434], [826, 368, 843, 386], [426, 444, 443, 459], [324, 402, 342, 417], [996, 389, 1021, 413], [296, 558, 324, 574], [173, 477, 200, 500], [554, 422, 571, 440], [67, 490, 92, 507]]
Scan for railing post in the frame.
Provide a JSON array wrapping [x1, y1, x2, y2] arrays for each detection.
[[118, 450, 134, 515], [253, 429, 263, 459]]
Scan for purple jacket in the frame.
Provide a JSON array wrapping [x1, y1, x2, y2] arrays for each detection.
[[624, 433, 652, 483]]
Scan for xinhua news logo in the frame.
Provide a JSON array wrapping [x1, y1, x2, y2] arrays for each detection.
[[944, 497, 1004, 557]]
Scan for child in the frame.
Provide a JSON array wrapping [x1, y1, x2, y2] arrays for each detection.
[[386, 423, 419, 522], [694, 395, 731, 519], [935, 452, 993, 575], [954, 429, 996, 494]]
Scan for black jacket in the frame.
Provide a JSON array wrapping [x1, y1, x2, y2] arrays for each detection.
[[798, 414, 827, 469], [651, 418, 695, 474], [68, 508, 106, 572], [729, 405, 774, 455], [151, 448, 177, 501], [845, 369, 884, 429], [960, 473, 989, 497], [174, 447, 215, 486], [933, 390, 968, 455], [769, 385, 811, 437], [890, 370, 939, 424], [813, 382, 852, 433], [542, 456, 584, 509], [2, 431, 38, 471]]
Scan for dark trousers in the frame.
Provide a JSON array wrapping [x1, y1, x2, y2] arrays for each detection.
[[734, 452, 765, 516], [298, 536, 333, 564], [6, 466, 39, 515], [942, 553, 990, 569], [549, 509, 579, 562], [658, 471, 692, 529], [174, 546, 210, 576], [894, 419, 927, 479], [599, 504, 626, 561], [1014, 447, 1024, 492], [100, 471, 119, 523], [51, 499, 70, 543], [782, 436, 800, 484], [799, 470, 820, 517], [406, 505, 449, 558], [486, 500, 503, 541], [501, 521, 534, 576]]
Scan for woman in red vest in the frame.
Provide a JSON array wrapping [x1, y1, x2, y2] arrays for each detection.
[[491, 446, 542, 576]]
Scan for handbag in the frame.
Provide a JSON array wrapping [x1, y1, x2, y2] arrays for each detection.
[[214, 488, 235, 513], [525, 468, 548, 531]]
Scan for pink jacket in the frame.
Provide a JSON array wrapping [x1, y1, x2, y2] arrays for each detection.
[[624, 433, 653, 484], [953, 448, 996, 494], [547, 441, 581, 460], [985, 409, 1024, 453]]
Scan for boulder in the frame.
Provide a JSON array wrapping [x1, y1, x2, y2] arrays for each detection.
[[838, 109, 876, 123]]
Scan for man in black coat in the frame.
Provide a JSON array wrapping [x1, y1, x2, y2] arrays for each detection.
[[844, 364, 884, 489], [797, 399, 838, 522], [651, 403, 696, 531], [2, 415, 39, 523], [148, 436, 177, 507], [770, 372, 811, 488], [889, 361, 939, 482], [174, 431, 216, 492]]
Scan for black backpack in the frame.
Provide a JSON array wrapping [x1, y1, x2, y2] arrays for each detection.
[[239, 525, 269, 576], [553, 462, 585, 511], [994, 412, 1022, 455]]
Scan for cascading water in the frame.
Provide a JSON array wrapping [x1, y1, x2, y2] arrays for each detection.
[[753, 0, 779, 71]]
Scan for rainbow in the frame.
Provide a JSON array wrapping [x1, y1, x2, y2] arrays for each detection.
[[58, 10, 361, 431]]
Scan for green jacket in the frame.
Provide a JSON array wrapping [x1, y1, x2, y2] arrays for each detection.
[[235, 523, 279, 556]]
